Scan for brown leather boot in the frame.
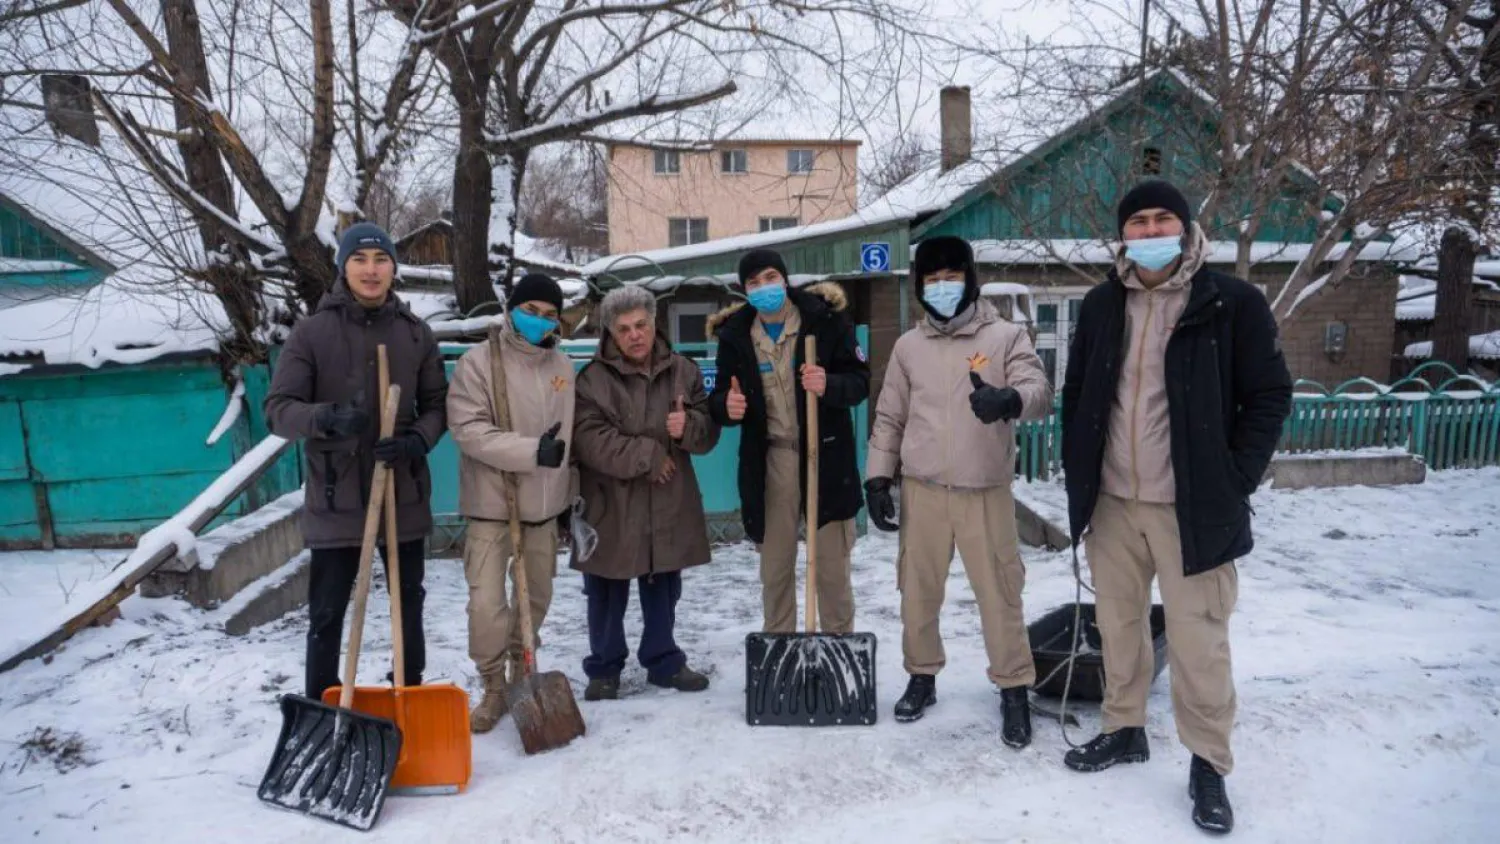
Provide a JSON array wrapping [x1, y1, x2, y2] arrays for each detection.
[[469, 675, 509, 734]]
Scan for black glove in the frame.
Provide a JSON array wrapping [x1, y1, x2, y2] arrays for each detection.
[[374, 432, 427, 464], [316, 402, 370, 438], [968, 372, 1023, 424], [536, 422, 566, 468], [864, 478, 899, 532]]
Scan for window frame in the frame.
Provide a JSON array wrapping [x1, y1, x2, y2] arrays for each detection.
[[669, 301, 718, 344], [667, 217, 709, 247], [787, 149, 816, 174], [720, 148, 748, 174], [653, 149, 681, 175], [758, 216, 800, 233]]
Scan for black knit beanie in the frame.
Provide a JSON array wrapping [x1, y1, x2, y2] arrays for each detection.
[[912, 236, 979, 321], [507, 272, 564, 312], [1116, 179, 1192, 235], [737, 248, 789, 288]]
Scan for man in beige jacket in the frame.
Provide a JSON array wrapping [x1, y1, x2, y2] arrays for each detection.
[[1061, 180, 1292, 834], [865, 236, 1053, 748], [447, 274, 576, 733]]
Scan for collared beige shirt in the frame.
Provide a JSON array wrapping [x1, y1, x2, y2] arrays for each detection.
[[752, 307, 802, 448]]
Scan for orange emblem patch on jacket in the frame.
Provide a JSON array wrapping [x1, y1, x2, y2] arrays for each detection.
[[552, 375, 570, 392], [966, 352, 991, 372]]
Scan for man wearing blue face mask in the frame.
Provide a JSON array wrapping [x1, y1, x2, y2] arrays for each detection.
[[706, 248, 870, 636], [1060, 180, 1292, 834], [447, 273, 576, 733], [866, 236, 1052, 746]]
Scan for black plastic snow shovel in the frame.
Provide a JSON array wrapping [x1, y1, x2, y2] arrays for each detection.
[[745, 338, 877, 727], [258, 385, 404, 831]]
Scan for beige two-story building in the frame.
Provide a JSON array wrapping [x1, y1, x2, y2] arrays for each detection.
[[604, 138, 859, 255]]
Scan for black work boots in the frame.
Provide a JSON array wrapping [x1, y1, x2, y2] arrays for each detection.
[[999, 686, 1032, 749], [1063, 726, 1151, 772], [893, 674, 937, 722], [1189, 755, 1234, 834]]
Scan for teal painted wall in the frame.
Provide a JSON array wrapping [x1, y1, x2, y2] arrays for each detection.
[[0, 358, 300, 548], [918, 75, 1328, 246]]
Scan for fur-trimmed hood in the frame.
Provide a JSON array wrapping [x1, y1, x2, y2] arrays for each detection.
[[706, 281, 848, 338]]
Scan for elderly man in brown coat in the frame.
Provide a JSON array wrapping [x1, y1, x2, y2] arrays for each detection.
[[265, 222, 448, 700], [571, 285, 720, 701]]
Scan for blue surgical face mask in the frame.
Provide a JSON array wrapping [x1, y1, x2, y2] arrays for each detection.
[[922, 280, 966, 319], [511, 308, 559, 345], [747, 283, 786, 315], [1124, 234, 1184, 272]]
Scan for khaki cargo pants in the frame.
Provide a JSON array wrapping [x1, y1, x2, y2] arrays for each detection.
[[463, 517, 558, 680], [759, 444, 856, 634], [1086, 493, 1240, 775], [899, 479, 1035, 688]]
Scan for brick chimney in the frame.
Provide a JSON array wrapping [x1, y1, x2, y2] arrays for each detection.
[[939, 85, 972, 173]]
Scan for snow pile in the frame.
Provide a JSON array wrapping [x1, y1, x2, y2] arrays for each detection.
[[204, 378, 246, 447], [0, 258, 88, 274], [1404, 330, 1500, 361], [1, 469, 1496, 840], [0, 434, 290, 670], [0, 276, 229, 375]]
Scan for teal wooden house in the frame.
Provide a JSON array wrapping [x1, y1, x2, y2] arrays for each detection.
[[0, 190, 110, 291]]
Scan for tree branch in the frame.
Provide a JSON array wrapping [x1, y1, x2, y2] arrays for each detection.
[[483, 80, 737, 154]]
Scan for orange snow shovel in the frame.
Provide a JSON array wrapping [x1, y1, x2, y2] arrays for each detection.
[[324, 345, 472, 794]]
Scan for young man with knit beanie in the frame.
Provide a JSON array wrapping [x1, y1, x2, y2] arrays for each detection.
[[446, 273, 576, 732], [864, 236, 1052, 748], [1061, 179, 1292, 833], [265, 221, 448, 701], [705, 248, 870, 636]]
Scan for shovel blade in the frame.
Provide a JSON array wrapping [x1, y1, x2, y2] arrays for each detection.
[[321, 683, 472, 793], [258, 694, 401, 831], [745, 632, 878, 726], [506, 670, 586, 755]]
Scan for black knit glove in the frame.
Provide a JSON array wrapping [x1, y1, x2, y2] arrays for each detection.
[[969, 372, 1023, 424], [316, 402, 370, 438], [536, 422, 566, 468], [374, 432, 427, 464], [864, 478, 899, 532]]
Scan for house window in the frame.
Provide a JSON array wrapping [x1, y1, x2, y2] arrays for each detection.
[[1038, 347, 1058, 384], [668, 217, 708, 247], [1066, 298, 1082, 342], [721, 149, 748, 174], [758, 217, 800, 232], [653, 149, 681, 175], [1036, 303, 1059, 334], [669, 302, 716, 344], [1143, 146, 1162, 175], [787, 149, 815, 174]]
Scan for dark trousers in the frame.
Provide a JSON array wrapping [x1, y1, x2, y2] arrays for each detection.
[[305, 538, 426, 699], [582, 572, 686, 682]]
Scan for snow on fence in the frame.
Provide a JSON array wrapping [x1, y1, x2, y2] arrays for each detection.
[[1013, 362, 1500, 481]]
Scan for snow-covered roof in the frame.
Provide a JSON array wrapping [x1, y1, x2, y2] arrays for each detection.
[[969, 238, 1420, 266], [0, 258, 87, 274], [980, 282, 1033, 298], [599, 133, 860, 149], [1393, 275, 1500, 322], [1404, 330, 1500, 361], [0, 277, 227, 375], [0, 133, 206, 287], [395, 219, 582, 277]]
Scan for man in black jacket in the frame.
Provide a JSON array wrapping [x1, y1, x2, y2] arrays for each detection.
[[1060, 180, 1292, 835], [706, 248, 870, 633]]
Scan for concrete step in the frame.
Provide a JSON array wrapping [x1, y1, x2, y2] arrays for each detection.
[[142, 491, 304, 609], [222, 551, 311, 636]]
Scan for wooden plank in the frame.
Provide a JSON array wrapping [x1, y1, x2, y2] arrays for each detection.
[[44, 470, 226, 524], [0, 401, 27, 481], [0, 359, 222, 402]]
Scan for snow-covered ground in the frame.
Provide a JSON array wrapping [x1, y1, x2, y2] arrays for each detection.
[[1, 470, 1497, 842], [0, 550, 121, 664]]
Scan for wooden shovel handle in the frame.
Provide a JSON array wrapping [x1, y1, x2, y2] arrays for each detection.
[[486, 328, 536, 676], [340, 382, 402, 710], [804, 336, 819, 635], [377, 346, 406, 688]]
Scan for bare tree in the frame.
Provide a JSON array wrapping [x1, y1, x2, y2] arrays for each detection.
[[863, 132, 932, 199], [382, 0, 938, 313], [1429, 1, 1499, 370], [518, 141, 606, 263], [971, 0, 1487, 326]]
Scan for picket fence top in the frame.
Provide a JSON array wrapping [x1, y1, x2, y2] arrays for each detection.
[[1293, 362, 1498, 400]]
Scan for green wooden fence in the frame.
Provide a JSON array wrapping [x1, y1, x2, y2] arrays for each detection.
[[1014, 362, 1500, 481]]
